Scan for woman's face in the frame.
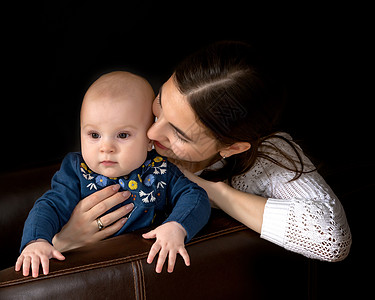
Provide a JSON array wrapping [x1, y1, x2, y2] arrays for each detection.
[[147, 76, 221, 169]]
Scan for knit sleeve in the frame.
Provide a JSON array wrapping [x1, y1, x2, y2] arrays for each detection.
[[260, 172, 352, 262], [231, 134, 352, 262]]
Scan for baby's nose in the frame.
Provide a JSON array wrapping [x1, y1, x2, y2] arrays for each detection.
[[100, 140, 115, 153]]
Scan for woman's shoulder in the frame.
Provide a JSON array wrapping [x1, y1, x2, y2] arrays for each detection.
[[231, 132, 315, 195], [231, 155, 276, 196], [260, 132, 315, 169], [259, 132, 300, 156]]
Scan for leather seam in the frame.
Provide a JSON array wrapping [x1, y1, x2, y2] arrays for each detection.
[[131, 262, 138, 300], [0, 253, 149, 287], [138, 261, 146, 300]]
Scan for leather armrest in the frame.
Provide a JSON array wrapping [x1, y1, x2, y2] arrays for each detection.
[[0, 209, 310, 299], [0, 163, 61, 270]]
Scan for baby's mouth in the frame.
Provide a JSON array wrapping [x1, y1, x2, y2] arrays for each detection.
[[100, 160, 117, 166]]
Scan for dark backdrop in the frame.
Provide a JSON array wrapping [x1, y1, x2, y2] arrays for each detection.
[[1, 1, 371, 298]]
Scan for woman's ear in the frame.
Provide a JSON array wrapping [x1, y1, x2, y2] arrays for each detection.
[[219, 142, 251, 158]]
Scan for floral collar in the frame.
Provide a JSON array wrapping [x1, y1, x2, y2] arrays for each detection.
[[79, 152, 168, 204]]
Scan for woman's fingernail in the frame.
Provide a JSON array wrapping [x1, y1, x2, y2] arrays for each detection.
[[122, 191, 131, 198], [121, 218, 127, 224], [125, 203, 134, 212], [112, 184, 120, 191]]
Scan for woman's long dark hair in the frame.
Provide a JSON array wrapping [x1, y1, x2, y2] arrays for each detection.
[[174, 41, 313, 183]]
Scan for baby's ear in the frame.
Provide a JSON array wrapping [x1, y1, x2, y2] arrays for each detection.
[[147, 140, 154, 151]]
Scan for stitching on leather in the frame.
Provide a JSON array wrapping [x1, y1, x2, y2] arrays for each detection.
[[138, 261, 146, 300], [0, 225, 248, 287], [131, 261, 145, 300], [131, 262, 138, 300], [135, 261, 141, 300], [0, 252, 149, 287]]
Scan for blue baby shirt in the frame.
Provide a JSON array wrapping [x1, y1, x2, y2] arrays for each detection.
[[20, 150, 210, 252]]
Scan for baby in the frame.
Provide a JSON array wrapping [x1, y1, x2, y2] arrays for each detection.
[[16, 71, 211, 277]]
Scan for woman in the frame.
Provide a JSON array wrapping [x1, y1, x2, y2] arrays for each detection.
[[52, 41, 351, 267]]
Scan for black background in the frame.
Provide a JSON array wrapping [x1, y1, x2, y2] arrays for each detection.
[[1, 1, 371, 298]]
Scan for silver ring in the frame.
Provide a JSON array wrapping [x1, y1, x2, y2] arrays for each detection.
[[96, 218, 104, 231]]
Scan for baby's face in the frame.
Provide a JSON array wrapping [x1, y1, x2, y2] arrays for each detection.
[[80, 93, 153, 178]]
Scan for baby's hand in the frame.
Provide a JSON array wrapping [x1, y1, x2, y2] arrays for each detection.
[[15, 239, 65, 278], [142, 222, 190, 273]]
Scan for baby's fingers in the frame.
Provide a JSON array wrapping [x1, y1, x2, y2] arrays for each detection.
[[52, 249, 65, 261], [41, 249, 65, 276], [179, 247, 190, 267], [147, 241, 161, 265], [167, 250, 177, 273], [41, 256, 50, 276], [167, 248, 190, 273], [22, 256, 31, 277], [31, 256, 41, 278], [142, 229, 156, 240], [155, 248, 168, 273], [15, 255, 24, 272]]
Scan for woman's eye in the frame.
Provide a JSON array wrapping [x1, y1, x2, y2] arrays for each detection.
[[118, 132, 129, 139], [90, 132, 100, 139], [157, 93, 161, 107], [173, 129, 188, 144]]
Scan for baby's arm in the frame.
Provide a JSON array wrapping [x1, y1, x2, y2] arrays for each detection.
[[15, 240, 65, 278], [20, 153, 82, 252], [143, 163, 211, 273], [142, 221, 190, 273]]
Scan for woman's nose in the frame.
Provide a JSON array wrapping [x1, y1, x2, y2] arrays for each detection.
[[147, 117, 166, 142]]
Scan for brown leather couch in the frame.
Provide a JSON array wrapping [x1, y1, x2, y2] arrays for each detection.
[[0, 162, 313, 299]]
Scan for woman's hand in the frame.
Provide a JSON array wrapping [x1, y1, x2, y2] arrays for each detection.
[[142, 222, 190, 273], [179, 169, 220, 208], [181, 168, 266, 234], [52, 184, 133, 252]]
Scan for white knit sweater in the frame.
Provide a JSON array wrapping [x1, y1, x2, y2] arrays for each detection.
[[226, 133, 351, 262]]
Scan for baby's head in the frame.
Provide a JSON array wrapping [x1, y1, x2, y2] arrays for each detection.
[[80, 71, 155, 178]]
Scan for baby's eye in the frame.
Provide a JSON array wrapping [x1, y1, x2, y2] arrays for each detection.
[[90, 132, 100, 139], [118, 132, 129, 139]]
